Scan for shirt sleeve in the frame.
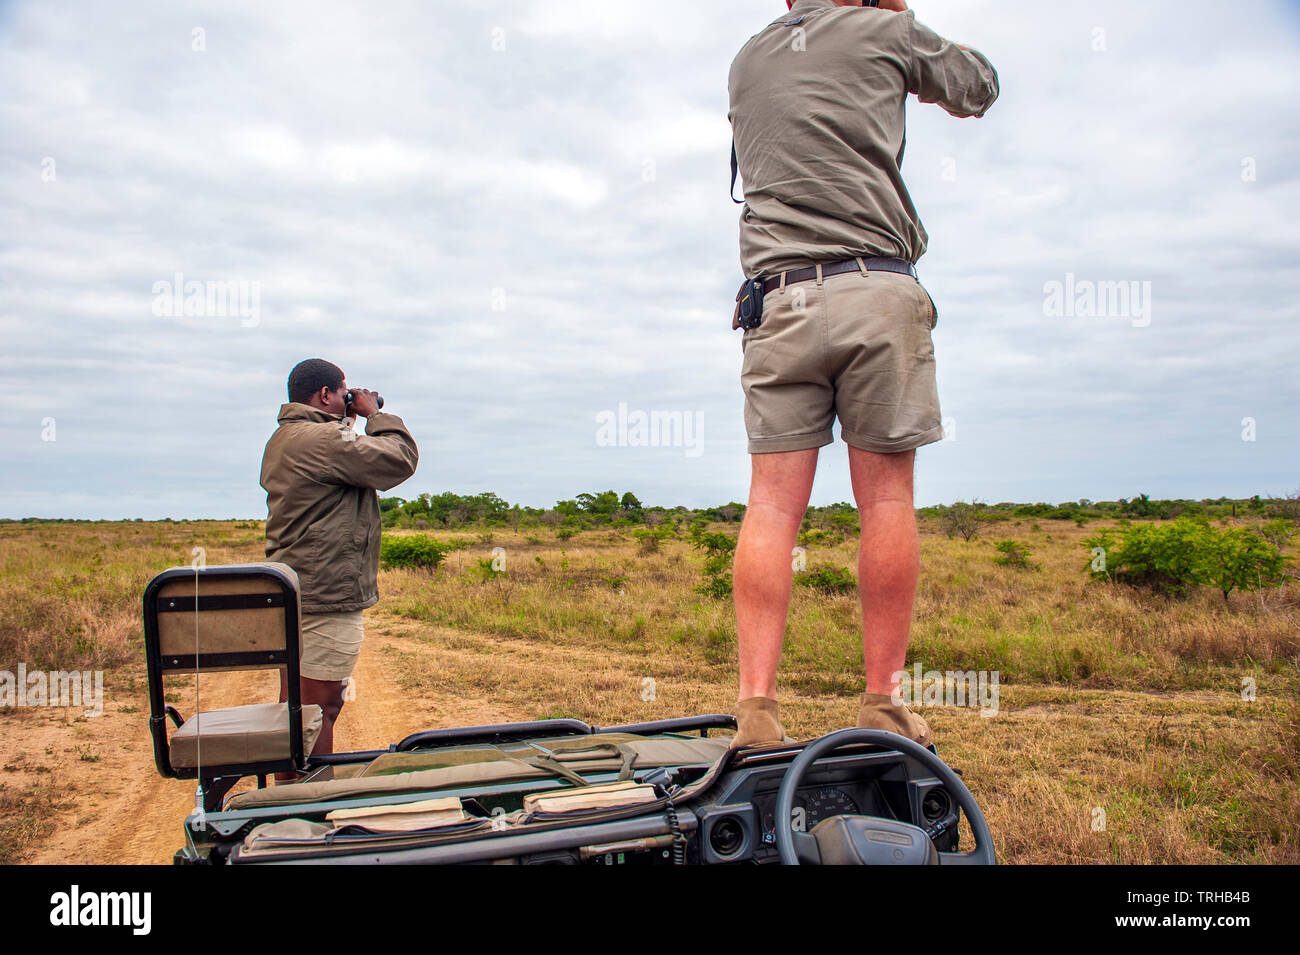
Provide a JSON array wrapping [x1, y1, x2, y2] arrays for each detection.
[[314, 412, 419, 491], [907, 14, 999, 118]]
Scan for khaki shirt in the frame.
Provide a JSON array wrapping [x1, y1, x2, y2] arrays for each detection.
[[260, 403, 418, 613], [728, 0, 999, 275]]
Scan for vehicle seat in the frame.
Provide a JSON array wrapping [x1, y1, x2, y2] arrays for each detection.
[[142, 562, 322, 810]]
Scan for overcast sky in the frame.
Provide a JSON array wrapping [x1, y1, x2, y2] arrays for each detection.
[[2, 0, 1298, 519]]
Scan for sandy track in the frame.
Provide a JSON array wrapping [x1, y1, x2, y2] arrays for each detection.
[[20, 615, 506, 865]]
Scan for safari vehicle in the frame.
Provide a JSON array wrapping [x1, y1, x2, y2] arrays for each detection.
[[144, 563, 994, 865]]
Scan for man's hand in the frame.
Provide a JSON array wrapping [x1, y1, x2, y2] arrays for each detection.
[[347, 389, 381, 418], [877, 0, 909, 11]]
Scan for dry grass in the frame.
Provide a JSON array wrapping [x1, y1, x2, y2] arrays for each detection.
[[1, 517, 1297, 863], [0, 521, 265, 671], [0, 749, 78, 864]]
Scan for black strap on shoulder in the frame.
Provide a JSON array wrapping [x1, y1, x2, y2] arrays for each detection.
[[730, 140, 743, 204]]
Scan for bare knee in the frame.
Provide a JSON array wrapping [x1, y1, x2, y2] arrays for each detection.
[[746, 449, 819, 530], [849, 448, 915, 513], [300, 678, 347, 721]]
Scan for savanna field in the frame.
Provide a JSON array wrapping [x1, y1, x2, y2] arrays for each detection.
[[1, 508, 1297, 864]]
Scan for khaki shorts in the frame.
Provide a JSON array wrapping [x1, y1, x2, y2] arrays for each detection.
[[299, 610, 364, 682], [740, 268, 943, 454]]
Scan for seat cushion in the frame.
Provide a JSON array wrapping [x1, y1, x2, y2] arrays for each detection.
[[169, 702, 323, 769]]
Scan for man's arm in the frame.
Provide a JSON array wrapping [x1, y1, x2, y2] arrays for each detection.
[[314, 412, 419, 492], [907, 14, 999, 118]]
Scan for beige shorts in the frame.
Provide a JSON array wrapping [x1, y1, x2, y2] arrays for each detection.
[[740, 268, 943, 454], [299, 610, 364, 682]]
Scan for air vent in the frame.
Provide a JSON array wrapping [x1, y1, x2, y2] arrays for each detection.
[[709, 815, 746, 856], [921, 787, 951, 822]]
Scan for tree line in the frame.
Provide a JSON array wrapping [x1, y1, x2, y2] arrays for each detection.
[[373, 490, 1300, 531]]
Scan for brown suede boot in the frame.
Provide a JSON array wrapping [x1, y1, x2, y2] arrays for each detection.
[[856, 692, 933, 748], [730, 696, 787, 750]]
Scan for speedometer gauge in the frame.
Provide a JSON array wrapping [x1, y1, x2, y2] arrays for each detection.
[[759, 786, 861, 843], [799, 786, 859, 828]]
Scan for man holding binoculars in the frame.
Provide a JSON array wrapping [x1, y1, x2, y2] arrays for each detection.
[[260, 358, 418, 767]]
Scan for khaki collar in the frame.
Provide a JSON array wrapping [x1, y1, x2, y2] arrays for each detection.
[[789, 0, 838, 12], [277, 402, 342, 425]]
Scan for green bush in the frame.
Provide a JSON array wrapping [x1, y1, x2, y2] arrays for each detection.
[[794, 564, 858, 595], [1084, 519, 1209, 596], [940, 501, 982, 541], [1084, 519, 1287, 600], [696, 575, 733, 599], [693, 531, 736, 599], [992, 539, 1034, 570], [472, 557, 503, 581], [1201, 527, 1288, 602], [632, 525, 675, 554], [827, 513, 860, 537], [379, 534, 447, 572], [798, 528, 840, 547], [1259, 518, 1294, 550]]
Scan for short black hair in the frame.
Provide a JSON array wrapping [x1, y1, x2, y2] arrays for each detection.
[[287, 358, 344, 404]]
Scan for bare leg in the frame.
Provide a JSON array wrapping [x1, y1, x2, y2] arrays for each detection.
[[275, 670, 346, 783], [848, 447, 918, 697], [734, 448, 819, 701]]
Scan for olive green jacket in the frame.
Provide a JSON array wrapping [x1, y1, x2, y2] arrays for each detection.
[[260, 403, 418, 613]]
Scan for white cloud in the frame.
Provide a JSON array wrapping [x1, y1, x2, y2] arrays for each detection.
[[1, 0, 1298, 518]]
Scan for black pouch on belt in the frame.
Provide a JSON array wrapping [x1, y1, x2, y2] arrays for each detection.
[[737, 277, 765, 330]]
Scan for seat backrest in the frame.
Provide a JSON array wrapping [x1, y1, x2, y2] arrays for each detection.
[[142, 562, 307, 779], [145, 562, 301, 674]]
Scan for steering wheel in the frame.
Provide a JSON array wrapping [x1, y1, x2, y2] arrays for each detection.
[[775, 728, 995, 865]]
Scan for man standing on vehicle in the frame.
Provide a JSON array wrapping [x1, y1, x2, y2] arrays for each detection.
[[260, 358, 418, 768], [727, 0, 998, 747]]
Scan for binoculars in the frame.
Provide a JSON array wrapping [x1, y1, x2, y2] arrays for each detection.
[[344, 390, 384, 410]]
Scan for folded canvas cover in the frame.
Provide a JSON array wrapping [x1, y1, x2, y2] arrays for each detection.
[[223, 733, 728, 810], [325, 796, 466, 832], [523, 780, 657, 815]]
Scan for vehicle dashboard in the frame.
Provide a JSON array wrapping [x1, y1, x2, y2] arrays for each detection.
[[194, 740, 963, 865]]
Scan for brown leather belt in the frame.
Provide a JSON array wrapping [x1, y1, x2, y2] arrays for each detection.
[[758, 256, 916, 296]]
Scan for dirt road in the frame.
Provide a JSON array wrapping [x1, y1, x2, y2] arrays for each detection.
[[14, 615, 512, 865]]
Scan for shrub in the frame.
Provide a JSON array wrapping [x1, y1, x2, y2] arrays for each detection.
[[1201, 527, 1288, 602], [693, 531, 736, 599], [1265, 491, 1300, 521], [794, 564, 858, 595], [1259, 519, 1294, 551], [828, 513, 860, 537], [632, 525, 674, 555], [379, 534, 447, 572], [1083, 519, 1287, 600], [941, 501, 982, 541], [696, 575, 733, 599], [798, 528, 839, 547], [472, 557, 503, 581], [992, 539, 1034, 570], [1084, 519, 1208, 596]]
